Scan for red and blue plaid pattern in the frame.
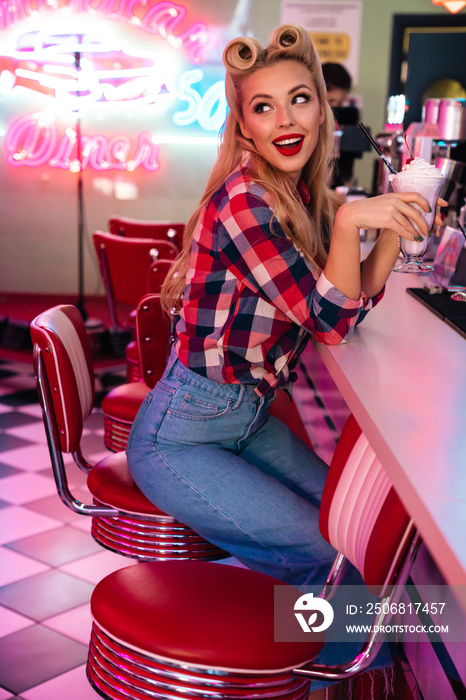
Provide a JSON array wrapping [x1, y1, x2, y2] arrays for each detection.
[[174, 167, 383, 396]]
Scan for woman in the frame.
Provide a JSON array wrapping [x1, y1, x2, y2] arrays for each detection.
[[127, 24, 441, 697]]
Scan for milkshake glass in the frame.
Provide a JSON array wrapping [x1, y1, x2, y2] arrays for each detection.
[[390, 157, 444, 273]]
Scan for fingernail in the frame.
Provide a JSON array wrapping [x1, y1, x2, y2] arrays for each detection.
[[414, 236, 423, 242], [428, 205, 432, 213]]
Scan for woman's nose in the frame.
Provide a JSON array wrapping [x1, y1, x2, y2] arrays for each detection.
[[276, 105, 295, 127]]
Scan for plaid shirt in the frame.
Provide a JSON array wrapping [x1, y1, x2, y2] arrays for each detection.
[[174, 166, 383, 396]]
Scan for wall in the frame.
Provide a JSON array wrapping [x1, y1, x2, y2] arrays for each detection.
[[0, 0, 450, 296]]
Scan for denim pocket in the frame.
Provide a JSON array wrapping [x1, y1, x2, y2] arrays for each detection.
[[167, 387, 232, 421]]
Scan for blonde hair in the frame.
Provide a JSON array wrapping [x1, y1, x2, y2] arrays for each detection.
[[162, 23, 339, 312]]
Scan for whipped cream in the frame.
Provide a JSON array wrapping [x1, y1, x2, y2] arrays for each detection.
[[390, 157, 443, 183], [389, 156, 444, 245]]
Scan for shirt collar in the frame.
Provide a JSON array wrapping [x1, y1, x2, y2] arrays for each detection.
[[297, 177, 310, 205]]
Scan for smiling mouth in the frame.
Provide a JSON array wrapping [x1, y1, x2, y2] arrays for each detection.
[[272, 135, 304, 156]]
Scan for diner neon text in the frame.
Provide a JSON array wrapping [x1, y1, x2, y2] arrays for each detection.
[[4, 113, 161, 171]]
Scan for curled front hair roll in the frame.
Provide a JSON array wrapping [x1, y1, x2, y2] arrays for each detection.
[[267, 24, 324, 92], [222, 24, 316, 75], [270, 24, 303, 49], [223, 36, 264, 125], [223, 36, 263, 74]]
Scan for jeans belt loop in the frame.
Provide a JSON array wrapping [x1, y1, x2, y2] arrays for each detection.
[[232, 385, 246, 410]]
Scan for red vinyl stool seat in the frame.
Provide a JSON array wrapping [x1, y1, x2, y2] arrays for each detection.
[[101, 381, 148, 452], [87, 453, 227, 560], [88, 561, 321, 700]]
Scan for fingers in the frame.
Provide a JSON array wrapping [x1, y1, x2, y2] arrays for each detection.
[[384, 211, 423, 243], [366, 193, 449, 243], [433, 198, 448, 236], [392, 192, 443, 239], [344, 193, 437, 242], [396, 191, 431, 214], [395, 201, 430, 239]]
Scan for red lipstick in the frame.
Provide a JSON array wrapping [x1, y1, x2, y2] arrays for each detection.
[[272, 133, 304, 156]]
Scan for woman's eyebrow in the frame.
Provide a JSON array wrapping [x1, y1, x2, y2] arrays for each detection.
[[249, 83, 314, 105], [289, 83, 313, 94], [248, 93, 272, 105]]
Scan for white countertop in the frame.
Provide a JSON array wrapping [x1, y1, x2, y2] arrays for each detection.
[[314, 268, 466, 595]]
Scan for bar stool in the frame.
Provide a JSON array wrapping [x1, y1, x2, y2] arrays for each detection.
[[108, 216, 184, 251], [30, 304, 228, 561], [93, 230, 177, 380], [87, 414, 421, 699], [101, 294, 171, 452]]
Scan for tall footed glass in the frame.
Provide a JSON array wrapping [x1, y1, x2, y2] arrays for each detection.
[[391, 173, 444, 273]]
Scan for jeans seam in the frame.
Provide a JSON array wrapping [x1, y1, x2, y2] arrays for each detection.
[[153, 446, 296, 573], [236, 395, 268, 451]]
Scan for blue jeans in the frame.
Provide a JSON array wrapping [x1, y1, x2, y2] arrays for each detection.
[[127, 355, 338, 585], [126, 356, 392, 688]]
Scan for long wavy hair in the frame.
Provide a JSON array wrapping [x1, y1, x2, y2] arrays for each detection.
[[162, 23, 339, 312]]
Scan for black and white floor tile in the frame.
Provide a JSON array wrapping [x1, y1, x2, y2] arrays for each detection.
[[0, 348, 342, 699]]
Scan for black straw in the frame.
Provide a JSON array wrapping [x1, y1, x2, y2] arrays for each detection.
[[358, 122, 398, 176], [457, 220, 466, 240]]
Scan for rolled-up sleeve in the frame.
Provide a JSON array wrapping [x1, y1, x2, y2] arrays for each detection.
[[312, 272, 384, 344]]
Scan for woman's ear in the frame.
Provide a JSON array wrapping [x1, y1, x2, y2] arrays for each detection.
[[239, 120, 252, 140], [319, 104, 325, 126]]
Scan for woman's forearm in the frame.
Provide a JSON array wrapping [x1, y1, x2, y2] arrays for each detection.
[[323, 205, 362, 301], [361, 229, 400, 298]]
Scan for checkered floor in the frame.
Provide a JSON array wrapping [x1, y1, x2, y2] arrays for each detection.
[[0, 346, 344, 699]]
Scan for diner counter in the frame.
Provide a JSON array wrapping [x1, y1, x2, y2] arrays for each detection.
[[313, 266, 466, 604]]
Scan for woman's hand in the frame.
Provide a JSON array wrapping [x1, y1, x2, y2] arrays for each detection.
[[433, 197, 448, 236], [358, 194, 447, 299], [337, 192, 441, 243], [325, 192, 448, 303]]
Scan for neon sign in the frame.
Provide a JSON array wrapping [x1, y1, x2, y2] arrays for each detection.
[[0, 0, 217, 64], [0, 1, 227, 171], [5, 113, 161, 170], [173, 69, 226, 131], [0, 22, 180, 107], [2, 60, 227, 170]]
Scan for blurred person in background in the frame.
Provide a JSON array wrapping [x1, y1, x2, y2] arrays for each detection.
[[323, 62, 360, 188], [322, 62, 352, 109]]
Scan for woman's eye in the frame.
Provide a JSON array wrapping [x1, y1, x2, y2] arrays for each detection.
[[292, 93, 311, 105], [253, 102, 271, 114]]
